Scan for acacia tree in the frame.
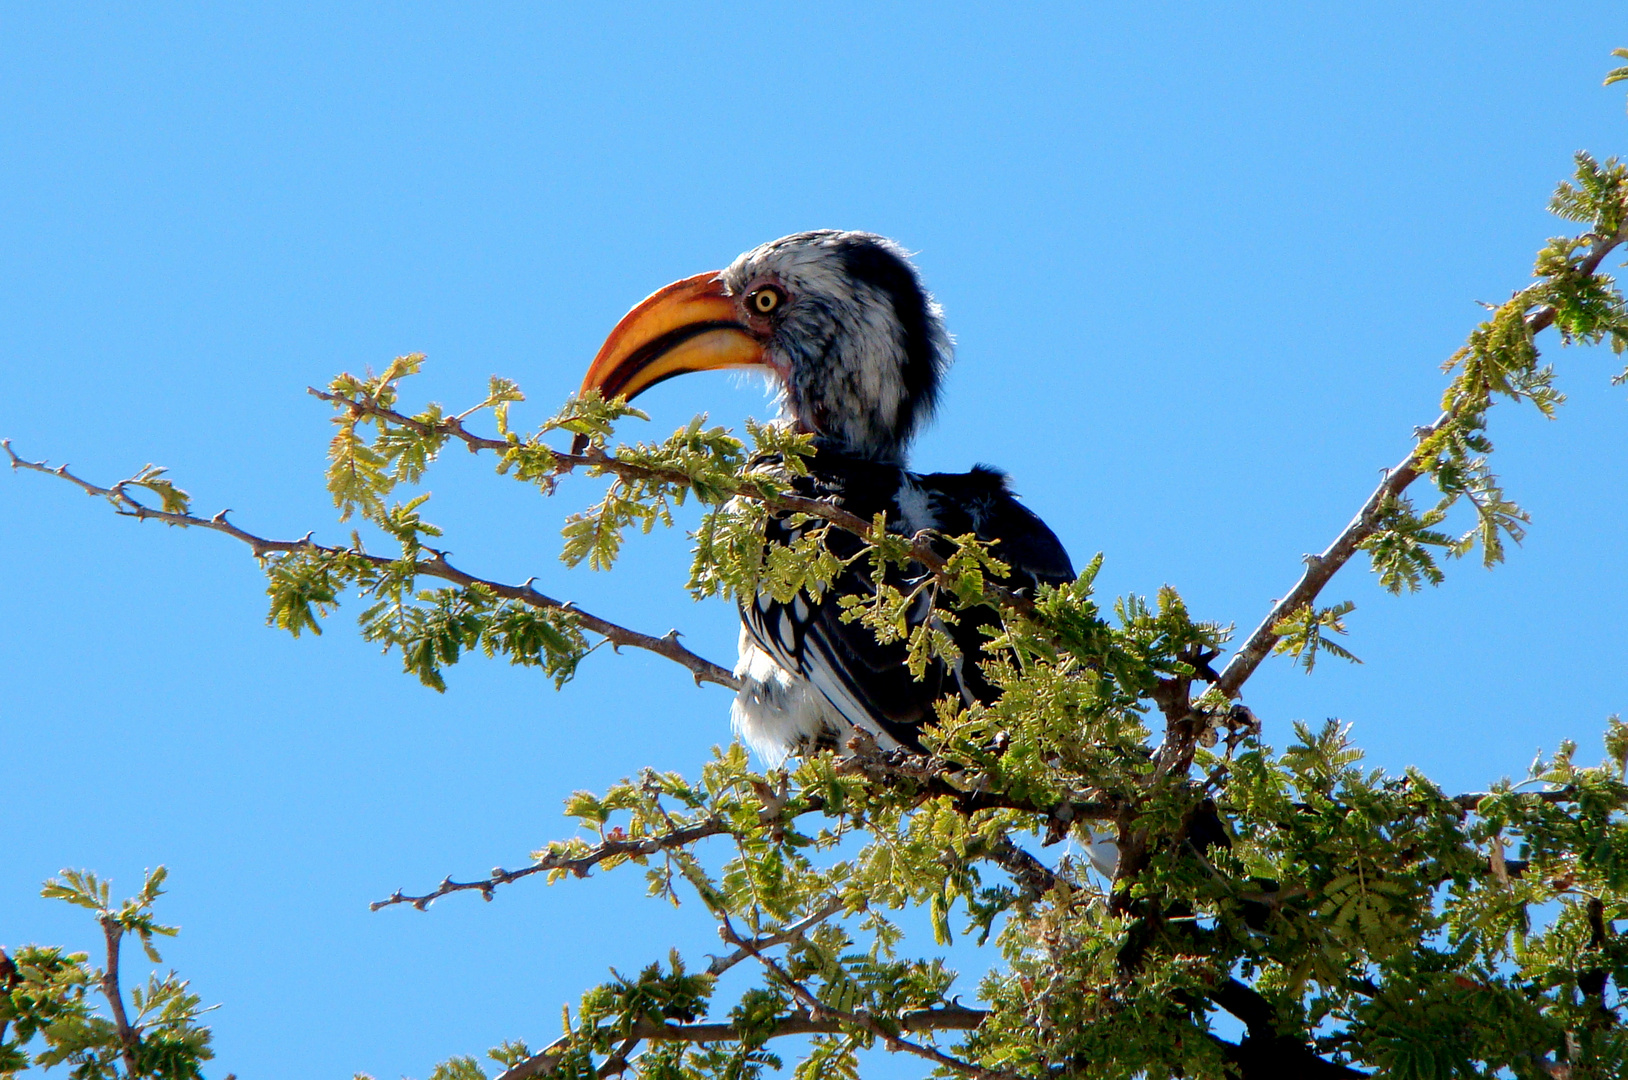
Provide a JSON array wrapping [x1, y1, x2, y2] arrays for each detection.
[[10, 52, 1628, 1080]]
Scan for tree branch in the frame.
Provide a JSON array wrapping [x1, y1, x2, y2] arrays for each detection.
[[376, 737, 1109, 913], [705, 897, 846, 977], [982, 835, 1063, 900], [595, 1035, 640, 1078], [97, 916, 140, 1076], [370, 814, 750, 911], [1212, 430, 1434, 699], [833, 734, 1113, 825], [1215, 230, 1627, 698], [1452, 787, 1577, 812], [310, 384, 512, 455], [4, 440, 741, 691], [308, 386, 1035, 614], [494, 1006, 990, 1080], [374, 740, 1566, 917], [1196, 970, 1372, 1077], [715, 916, 1009, 1080]]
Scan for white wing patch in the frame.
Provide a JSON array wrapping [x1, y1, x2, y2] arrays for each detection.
[[894, 479, 936, 533], [731, 630, 845, 766], [734, 614, 905, 765]]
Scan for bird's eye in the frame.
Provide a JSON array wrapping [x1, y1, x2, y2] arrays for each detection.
[[750, 287, 784, 315]]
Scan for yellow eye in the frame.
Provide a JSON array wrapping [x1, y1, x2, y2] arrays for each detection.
[[751, 287, 782, 314]]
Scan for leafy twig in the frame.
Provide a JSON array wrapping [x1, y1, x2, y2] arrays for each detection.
[[4, 440, 741, 691], [310, 385, 1035, 614], [370, 815, 746, 911], [715, 915, 1011, 1080], [704, 897, 846, 977], [1216, 225, 1628, 698], [492, 1007, 990, 1080]]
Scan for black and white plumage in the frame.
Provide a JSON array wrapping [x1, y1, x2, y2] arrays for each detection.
[[733, 453, 1073, 762], [580, 230, 1074, 764], [718, 231, 949, 464]]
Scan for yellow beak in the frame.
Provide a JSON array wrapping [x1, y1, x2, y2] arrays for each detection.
[[579, 271, 767, 402]]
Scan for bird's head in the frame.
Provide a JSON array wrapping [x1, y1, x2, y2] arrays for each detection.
[[579, 230, 951, 462]]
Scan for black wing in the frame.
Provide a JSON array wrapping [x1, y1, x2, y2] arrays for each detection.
[[917, 464, 1075, 588], [742, 452, 1074, 752]]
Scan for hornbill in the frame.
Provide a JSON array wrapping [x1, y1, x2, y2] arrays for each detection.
[[578, 230, 1075, 764], [574, 233, 1325, 1072]]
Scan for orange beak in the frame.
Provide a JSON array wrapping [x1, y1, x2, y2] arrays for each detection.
[[579, 271, 768, 403]]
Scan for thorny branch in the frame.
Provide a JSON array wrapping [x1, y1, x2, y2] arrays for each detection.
[[715, 915, 1013, 1080], [376, 724, 1572, 916], [379, 815, 1068, 916], [704, 897, 846, 977], [3, 440, 741, 691], [370, 815, 750, 911], [376, 739, 1109, 912], [493, 1007, 991, 1080], [308, 384, 511, 455], [1212, 430, 1438, 700], [308, 385, 1035, 613], [1214, 228, 1628, 699]]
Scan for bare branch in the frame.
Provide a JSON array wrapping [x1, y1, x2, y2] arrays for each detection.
[[1213, 432, 1432, 698], [4, 440, 741, 691], [1215, 230, 1628, 698]]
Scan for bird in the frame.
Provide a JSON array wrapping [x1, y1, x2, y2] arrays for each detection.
[[577, 230, 1075, 765]]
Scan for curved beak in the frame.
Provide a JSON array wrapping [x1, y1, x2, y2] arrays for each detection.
[[579, 271, 767, 403]]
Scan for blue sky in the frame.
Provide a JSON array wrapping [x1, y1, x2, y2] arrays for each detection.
[[4, 5, 1626, 1077]]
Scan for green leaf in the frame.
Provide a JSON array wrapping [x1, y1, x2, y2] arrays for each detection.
[[1271, 600, 1361, 672]]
